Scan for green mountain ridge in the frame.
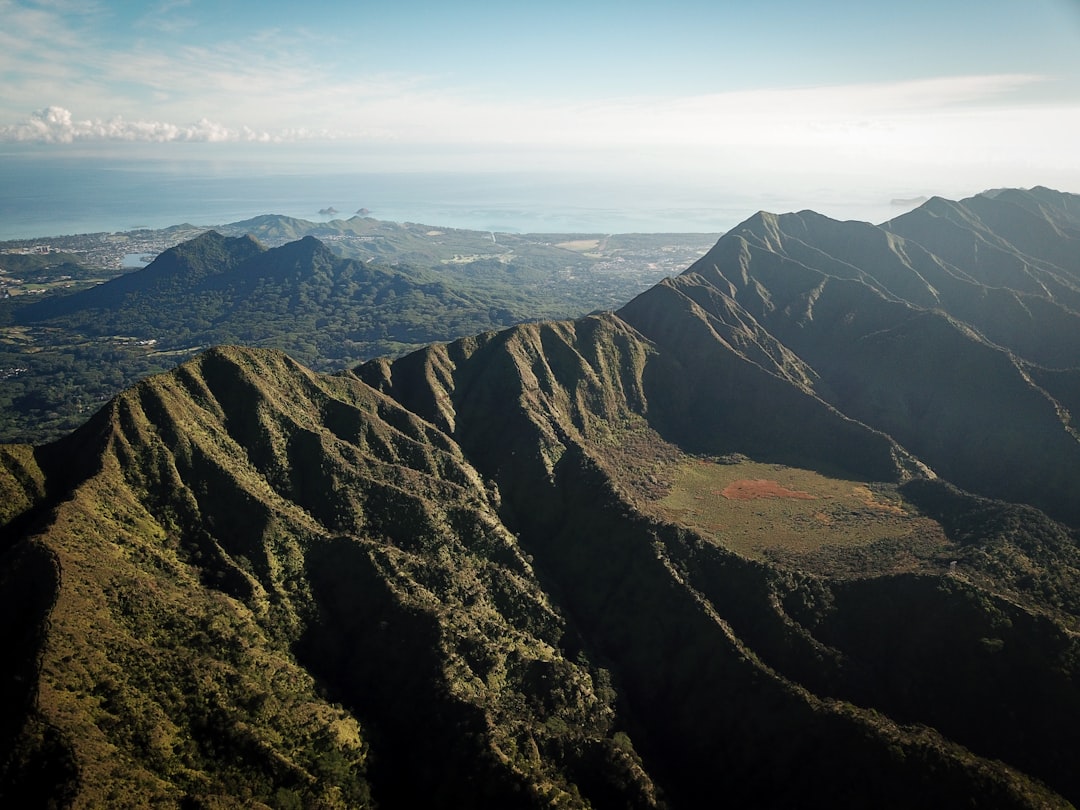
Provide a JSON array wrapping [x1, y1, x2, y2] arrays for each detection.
[[1, 218, 717, 444], [3, 188, 1080, 807]]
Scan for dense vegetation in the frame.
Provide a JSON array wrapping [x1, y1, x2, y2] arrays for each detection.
[[0, 217, 715, 443], [3, 188, 1080, 807]]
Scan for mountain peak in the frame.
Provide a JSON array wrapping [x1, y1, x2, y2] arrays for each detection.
[[261, 232, 332, 260], [166, 228, 263, 258], [734, 209, 783, 240], [150, 229, 266, 277]]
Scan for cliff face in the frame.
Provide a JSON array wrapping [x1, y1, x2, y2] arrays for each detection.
[[4, 189, 1080, 808]]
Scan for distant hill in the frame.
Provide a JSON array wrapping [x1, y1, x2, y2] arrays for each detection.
[[221, 213, 367, 244], [3, 189, 1080, 807], [14, 232, 499, 358]]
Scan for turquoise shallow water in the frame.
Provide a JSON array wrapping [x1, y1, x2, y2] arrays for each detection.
[[0, 151, 911, 240]]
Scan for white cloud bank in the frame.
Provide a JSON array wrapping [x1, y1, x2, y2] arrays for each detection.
[[3, 73, 1063, 149], [0, 106, 284, 143]]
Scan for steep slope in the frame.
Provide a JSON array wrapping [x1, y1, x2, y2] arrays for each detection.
[[882, 188, 1080, 311], [1, 347, 659, 809], [357, 314, 1080, 807], [5, 330, 1076, 806], [4, 190, 1080, 808], [668, 194, 1080, 525]]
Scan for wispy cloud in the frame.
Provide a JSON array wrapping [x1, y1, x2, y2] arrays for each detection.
[[1, 0, 1076, 191], [1, 73, 1068, 158]]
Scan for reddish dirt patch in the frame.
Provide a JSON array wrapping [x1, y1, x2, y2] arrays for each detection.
[[719, 479, 816, 500]]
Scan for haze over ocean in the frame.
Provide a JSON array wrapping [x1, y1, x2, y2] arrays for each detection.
[[1, 150, 933, 241]]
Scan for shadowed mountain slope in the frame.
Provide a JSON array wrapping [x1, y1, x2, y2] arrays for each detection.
[[667, 189, 1080, 525], [1, 346, 663, 808], [3, 189, 1080, 807], [355, 302, 1080, 808]]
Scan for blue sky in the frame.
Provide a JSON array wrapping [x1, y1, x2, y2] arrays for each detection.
[[2, 0, 1079, 197]]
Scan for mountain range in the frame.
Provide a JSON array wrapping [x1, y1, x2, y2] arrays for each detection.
[[2, 186, 1080, 808], [0, 219, 713, 444]]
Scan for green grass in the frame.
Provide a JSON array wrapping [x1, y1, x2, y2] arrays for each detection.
[[654, 458, 942, 560]]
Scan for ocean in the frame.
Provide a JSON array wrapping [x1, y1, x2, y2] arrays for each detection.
[[0, 150, 921, 241]]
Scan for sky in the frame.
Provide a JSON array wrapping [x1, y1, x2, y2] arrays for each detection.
[[2, 0, 1080, 202]]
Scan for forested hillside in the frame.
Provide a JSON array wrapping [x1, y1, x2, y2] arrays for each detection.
[[1, 218, 715, 443], [2, 188, 1080, 808]]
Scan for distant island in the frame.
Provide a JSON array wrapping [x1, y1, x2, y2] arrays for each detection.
[[890, 195, 929, 206], [318, 206, 338, 216]]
